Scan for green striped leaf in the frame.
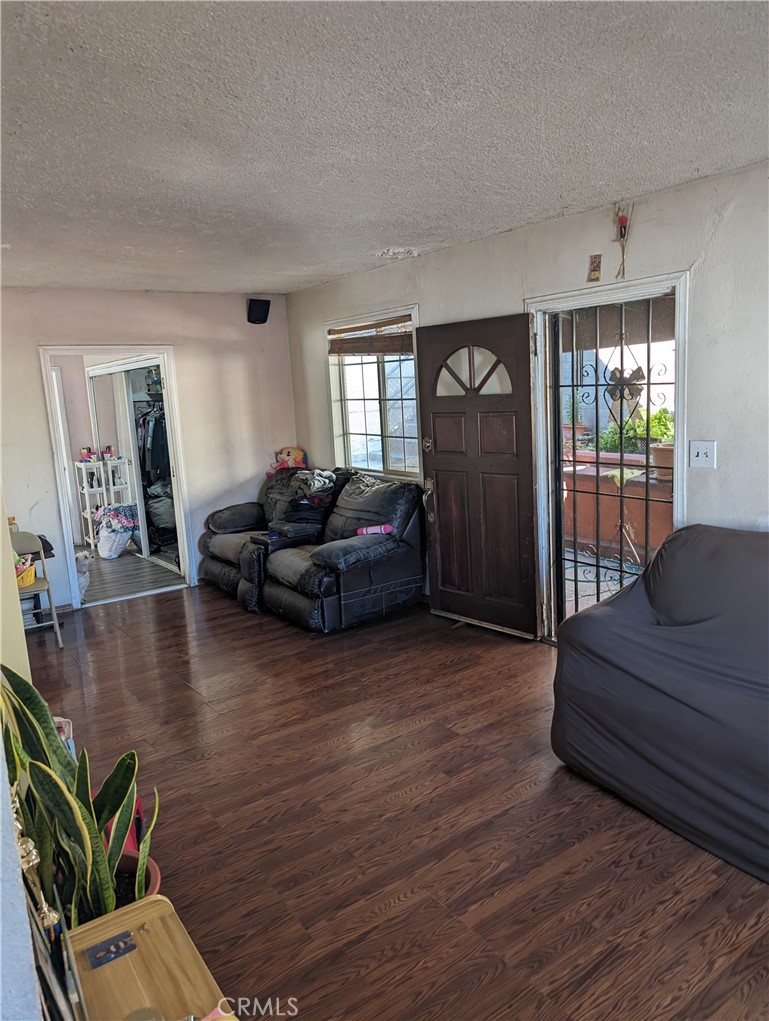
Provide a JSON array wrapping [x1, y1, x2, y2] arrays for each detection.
[[107, 782, 137, 878], [1, 701, 19, 784], [77, 804, 116, 916], [1, 666, 75, 785], [92, 752, 138, 832], [28, 761, 92, 874], [33, 805, 54, 904], [75, 748, 96, 828], [135, 787, 159, 901]]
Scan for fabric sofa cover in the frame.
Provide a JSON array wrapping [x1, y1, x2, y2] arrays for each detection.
[[552, 524, 769, 881]]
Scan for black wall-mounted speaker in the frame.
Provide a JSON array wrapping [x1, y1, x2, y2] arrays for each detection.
[[247, 298, 271, 324]]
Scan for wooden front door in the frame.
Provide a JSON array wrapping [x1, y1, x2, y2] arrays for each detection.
[[416, 314, 538, 637]]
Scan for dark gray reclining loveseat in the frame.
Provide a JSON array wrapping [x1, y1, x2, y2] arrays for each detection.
[[200, 469, 424, 633]]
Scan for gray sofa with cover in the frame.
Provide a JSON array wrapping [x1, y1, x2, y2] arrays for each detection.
[[552, 523, 769, 881]]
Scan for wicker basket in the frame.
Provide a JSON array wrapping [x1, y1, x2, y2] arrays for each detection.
[[16, 564, 36, 588]]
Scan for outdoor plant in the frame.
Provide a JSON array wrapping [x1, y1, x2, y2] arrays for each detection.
[[563, 394, 583, 427], [1, 664, 158, 928], [599, 407, 674, 454]]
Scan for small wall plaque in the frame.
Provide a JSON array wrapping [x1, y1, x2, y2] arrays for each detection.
[[587, 254, 602, 282]]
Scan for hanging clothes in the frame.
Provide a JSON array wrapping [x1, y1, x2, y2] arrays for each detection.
[[135, 404, 171, 483]]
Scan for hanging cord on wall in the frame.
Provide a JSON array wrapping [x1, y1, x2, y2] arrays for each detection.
[[614, 203, 634, 280]]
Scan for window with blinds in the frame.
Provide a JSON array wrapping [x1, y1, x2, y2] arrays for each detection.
[[327, 312, 419, 475]]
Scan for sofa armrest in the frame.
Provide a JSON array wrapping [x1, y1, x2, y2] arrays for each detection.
[[207, 502, 266, 534], [311, 534, 400, 572], [250, 528, 322, 554]]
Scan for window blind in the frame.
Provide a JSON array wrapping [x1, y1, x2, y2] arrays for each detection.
[[328, 314, 413, 356]]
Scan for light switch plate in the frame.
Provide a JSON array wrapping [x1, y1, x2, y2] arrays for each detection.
[[689, 440, 717, 469]]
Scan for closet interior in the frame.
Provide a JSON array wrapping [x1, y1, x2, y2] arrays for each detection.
[[48, 351, 188, 607]]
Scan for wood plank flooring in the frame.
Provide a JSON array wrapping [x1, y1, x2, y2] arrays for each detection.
[[77, 547, 185, 604], [26, 587, 769, 1021]]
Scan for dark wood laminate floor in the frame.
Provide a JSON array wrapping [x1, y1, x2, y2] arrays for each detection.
[[27, 588, 769, 1021], [78, 547, 185, 604]]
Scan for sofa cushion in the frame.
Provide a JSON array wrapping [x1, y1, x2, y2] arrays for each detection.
[[645, 524, 769, 629], [323, 474, 422, 542], [202, 531, 257, 565], [207, 503, 265, 534], [311, 534, 400, 572], [266, 546, 337, 598]]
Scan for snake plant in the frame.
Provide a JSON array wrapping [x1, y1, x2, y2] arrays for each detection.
[[1, 664, 159, 927]]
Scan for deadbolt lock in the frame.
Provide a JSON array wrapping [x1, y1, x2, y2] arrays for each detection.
[[422, 436, 432, 452]]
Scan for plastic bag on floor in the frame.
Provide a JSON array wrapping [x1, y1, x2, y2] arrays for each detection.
[[97, 526, 131, 560]]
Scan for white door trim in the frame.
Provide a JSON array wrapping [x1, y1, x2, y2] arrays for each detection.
[[49, 367, 82, 547], [39, 345, 197, 608], [39, 356, 83, 608], [525, 271, 689, 638]]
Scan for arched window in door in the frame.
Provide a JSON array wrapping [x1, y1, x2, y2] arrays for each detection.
[[435, 346, 512, 397]]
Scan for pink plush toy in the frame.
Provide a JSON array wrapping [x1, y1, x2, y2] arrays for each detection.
[[357, 524, 393, 535], [266, 446, 309, 479]]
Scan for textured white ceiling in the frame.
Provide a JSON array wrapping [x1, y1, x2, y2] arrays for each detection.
[[2, 1, 767, 293]]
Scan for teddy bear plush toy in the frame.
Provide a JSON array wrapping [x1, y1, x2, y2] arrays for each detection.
[[267, 446, 309, 478]]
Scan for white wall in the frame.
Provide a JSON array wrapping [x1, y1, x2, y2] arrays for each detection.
[[0, 494, 39, 1021], [287, 163, 769, 531], [1, 290, 297, 600], [49, 354, 93, 458]]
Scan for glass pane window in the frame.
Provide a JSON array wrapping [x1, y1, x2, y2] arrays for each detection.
[[336, 349, 420, 476]]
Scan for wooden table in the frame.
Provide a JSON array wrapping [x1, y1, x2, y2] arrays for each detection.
[[69, 895, 235, 1021]]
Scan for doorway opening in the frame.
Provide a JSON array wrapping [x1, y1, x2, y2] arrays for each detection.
[[528, 273, 688, 639], [41, 347, 191, 609], [545, 290, 681, 628]]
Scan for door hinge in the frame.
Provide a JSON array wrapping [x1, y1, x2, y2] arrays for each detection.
[[532, 332, 539, 358]]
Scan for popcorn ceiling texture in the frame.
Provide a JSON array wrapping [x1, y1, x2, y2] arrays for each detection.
[[2, 1, 767, 293]]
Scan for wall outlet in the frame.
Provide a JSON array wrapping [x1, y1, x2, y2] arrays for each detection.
[[689, 440, 717, 469]]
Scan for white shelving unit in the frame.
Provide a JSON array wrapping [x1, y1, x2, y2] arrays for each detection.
[[74, 458, 133, 549]]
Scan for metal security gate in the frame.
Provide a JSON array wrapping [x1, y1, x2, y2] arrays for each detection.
[[549, 292, 676, 624]]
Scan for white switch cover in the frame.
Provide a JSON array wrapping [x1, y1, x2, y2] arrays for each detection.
[[689, 440, 717, 469]]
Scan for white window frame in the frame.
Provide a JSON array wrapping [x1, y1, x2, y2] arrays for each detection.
[[526, 271, 689, 638], [326, 303, 422, 481]]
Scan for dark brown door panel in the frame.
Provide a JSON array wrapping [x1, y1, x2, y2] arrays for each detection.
[[417, 314, 537, 636]]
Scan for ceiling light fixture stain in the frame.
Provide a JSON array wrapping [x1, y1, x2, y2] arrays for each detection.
[[376, 247, 421, 260]]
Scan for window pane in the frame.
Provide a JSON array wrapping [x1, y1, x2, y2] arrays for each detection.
[[346, 400, 366, 433], [405, 438, 420, 470], [334, 345, 419, 475], [402, 400, 418, 437], [473, 346, 497, 384], [343, 359, 364, 399], [446, 347, 471, 385], [387, 439, 406, 470], [385, 361, 403, 398], [436, 367, 465, 396], [364, 400, 381, 432], [367, 437, 383, 470], [478, 363, 512, 395], [349, 434, 368, 468], [362, 360, 380, 398], [387, 400, 404, 435]]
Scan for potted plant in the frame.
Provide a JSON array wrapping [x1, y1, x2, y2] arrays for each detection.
[[563, 395, 588, 445], [599, 407, 674, 466], [1, 664, 160, 928]]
